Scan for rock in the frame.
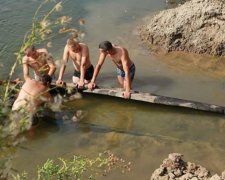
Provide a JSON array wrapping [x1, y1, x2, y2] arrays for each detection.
[[152, 167, 167, 177], [174, 169, 183, 177], [210, 174, 222, 180], [71, 110, 87, 122], [187, 162, 197, 174], [162, 158, 173, 168], [221, 170, 225, 179], [168, 172, 175, 179], [168, 153, 183, 162], [194, 166, 210, 178], [151, 153, 224, 180], [151, 173, 169, 180], [190, 177, 198, 180], [139, 0, 225, 56], [180, 173, 194, 180]]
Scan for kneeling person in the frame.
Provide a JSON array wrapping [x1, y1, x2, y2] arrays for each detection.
[[12, 75, 53, 113]]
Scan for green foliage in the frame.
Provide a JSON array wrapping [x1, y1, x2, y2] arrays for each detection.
[[0, 0, 77, 137], [0, 0, 77, 179], [13, 151, 131, 180], [0, 1, 132, 180], [37, 157, 93, 179], [3, 0, 77, 104], [11, 172, 28, 180]]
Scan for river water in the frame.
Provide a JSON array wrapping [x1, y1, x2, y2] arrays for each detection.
[[1, 0, 225, 179]]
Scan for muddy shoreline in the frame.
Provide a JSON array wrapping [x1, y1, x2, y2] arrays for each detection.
[[136, 0, 225, 78], [139, 0, 225, 56]]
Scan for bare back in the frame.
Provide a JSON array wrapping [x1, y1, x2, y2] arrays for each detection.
[[12, 79, 51, 112]]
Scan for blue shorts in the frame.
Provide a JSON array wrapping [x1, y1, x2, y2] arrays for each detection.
[[116, 64, 135, 80]]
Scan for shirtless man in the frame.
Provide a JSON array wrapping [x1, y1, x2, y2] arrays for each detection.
[[22, 46, 56, 81], [12, 74, 52, 113], [56, 38, 94, 89], [88, 41, 136, 99]]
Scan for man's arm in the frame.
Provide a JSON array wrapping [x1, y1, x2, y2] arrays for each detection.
[[46, 54, 56, 77], [77, 46, 89, 88], [40, 49, 56, 77], [56, 46, 69, 85], [88, 51, 106, 90], [22, 56, 31, 81], [121, 49, 131, 99]]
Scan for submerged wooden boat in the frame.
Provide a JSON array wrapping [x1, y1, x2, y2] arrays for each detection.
[[81, 86, 225, 114], [4, 82, 225, 114], [55, 83, 225, 114]]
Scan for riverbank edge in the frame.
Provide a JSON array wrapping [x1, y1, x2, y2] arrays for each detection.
[[138, 0, 225, 57]]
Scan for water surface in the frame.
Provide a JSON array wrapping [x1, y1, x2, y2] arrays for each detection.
[[1, 0, 225, 178], [13, 95, 225, 179]]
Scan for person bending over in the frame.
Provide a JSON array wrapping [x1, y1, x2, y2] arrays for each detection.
[[56, 38, 94, 89], [88, 41, 135, 99], [23, 45, 56, 81], [12, 74, 53, 113]]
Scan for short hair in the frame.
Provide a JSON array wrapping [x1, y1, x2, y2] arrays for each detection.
[[25, 45, 35, 55], [41, 74, 52, 85], [67, 37, 79, 46], [99, 41, 113, 51]]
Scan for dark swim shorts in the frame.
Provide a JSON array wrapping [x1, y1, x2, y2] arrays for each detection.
[[73, 64, 94, 80], [116, 64, 135, 80]]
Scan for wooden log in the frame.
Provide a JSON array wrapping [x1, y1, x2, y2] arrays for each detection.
[[76, 85, 225, 114], [5, 81, 225, 114]]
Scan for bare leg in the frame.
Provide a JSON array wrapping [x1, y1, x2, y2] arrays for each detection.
[[117, 75, 124, 89], [84, 79, 90, 84], [72, 76, 80, 84]]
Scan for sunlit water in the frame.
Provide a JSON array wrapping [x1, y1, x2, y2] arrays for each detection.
[[1, 0, 225, 179], [13, 95, 225, 179]]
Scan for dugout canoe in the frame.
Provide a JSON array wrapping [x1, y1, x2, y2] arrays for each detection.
[[4, 82, 225, 114], [71, 85, 225, 115]]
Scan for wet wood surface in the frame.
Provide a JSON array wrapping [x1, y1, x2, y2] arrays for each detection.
[[81, 86, 225, 114], [5, 81, 225, 114]]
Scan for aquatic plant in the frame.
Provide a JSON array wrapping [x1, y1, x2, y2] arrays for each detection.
[[0, 1, 131, 179], [12, 151, 131, 180], [0, 0, 78, 178], [2, 0, 78, 105]]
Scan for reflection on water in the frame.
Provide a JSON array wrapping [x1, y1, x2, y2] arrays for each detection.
[[13, 95, 225, 179]]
